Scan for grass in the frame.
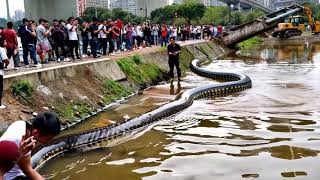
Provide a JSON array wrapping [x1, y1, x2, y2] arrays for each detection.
[[55, 100, 94, 122], [10, 80, 34, 103], [117, 55, 164, 85], [102, 80, 133, 104], [238, 37, 263, 50]]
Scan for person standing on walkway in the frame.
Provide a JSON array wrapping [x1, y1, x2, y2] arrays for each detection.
[[89, 17, 101, 58], [0, 39, 9, 109], [151, 24, 159, 46], [80, 21, 89, 57], [161, 23, 168, 47], [98, 20, 107, 55], [2, 22, 20, 69], [66, 17, 80, 60], [36, 19, 53, 64], [106, 19, 115, 56], [51, 19, 66, 61], [167, 37, 181, 82], [125, 23, 133, 50], [18, 19, 39, 68]]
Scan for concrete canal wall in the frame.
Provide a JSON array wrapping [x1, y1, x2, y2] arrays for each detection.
[[0, 41, 230, 127]]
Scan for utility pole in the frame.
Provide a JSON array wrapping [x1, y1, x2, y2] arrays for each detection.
[[144, 0, 147, 18], [95, 0, 98, 18], [6, 0, 10, 21]]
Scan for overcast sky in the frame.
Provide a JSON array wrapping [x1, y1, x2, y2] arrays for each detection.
[[0, 0, 25, 19]]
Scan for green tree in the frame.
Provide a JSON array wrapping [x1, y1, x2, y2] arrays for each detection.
[[82, 7, 111, 22], [232, 11, 245, 25], [82, 7, 143, 24], [151, 4, 179, 24], [178, 0, 206, 24], [245, 9, 265, 22], [200, 6, 229, 25]]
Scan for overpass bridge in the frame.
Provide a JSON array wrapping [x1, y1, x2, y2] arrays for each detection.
[[219, 0, 274, 14]]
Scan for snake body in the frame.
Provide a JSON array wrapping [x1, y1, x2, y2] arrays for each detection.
[[31, 59, 252, 169]]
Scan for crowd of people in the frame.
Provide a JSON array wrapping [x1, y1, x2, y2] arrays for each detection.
[[0, 16, 224, 69], [0, 16, 225, 110]]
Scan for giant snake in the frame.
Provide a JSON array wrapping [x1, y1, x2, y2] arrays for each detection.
[[31, 58, 252, 169]]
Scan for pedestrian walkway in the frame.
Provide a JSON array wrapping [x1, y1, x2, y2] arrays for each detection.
[[4, 40, 207, 79]]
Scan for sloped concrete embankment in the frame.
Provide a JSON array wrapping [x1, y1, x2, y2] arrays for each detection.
[[0, 41, 230, 128]]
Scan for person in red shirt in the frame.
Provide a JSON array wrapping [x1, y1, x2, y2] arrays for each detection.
[[2, 22, 20, 69], [161, 23, 168, 47], [217, 24, 223, 36]]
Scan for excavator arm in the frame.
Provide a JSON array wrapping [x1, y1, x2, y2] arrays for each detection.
[[218, 4, 304, 47]]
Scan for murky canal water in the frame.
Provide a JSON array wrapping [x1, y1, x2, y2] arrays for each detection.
[[39, 42, 320, 180]]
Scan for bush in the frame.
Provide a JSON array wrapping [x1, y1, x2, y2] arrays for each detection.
[[11, 80, 34, 99]]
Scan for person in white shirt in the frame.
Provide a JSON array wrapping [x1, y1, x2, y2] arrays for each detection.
[[0, 112, 61, 180], [136, 24, 143, 47], [66, 17, 80, 60], [0, 39, 9, 109], [98, 20, 107, 55], [196, 25, 201, 39], [171, 26, 177, 39]]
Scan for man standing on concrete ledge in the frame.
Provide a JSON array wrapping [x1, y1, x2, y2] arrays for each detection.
[[167, 37, 182, 82]]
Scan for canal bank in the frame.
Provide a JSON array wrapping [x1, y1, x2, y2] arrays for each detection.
[[0, 40, 230, 128]]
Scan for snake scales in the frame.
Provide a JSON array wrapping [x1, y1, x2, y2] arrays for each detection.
[[31, 59, 252, 169]]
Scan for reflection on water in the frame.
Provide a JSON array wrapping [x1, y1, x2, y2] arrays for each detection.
[[39, 42, 320, 180]]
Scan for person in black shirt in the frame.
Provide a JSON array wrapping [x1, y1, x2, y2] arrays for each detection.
[[89, 17, 101, 58], [167, 37, 182, 82], [143, 22, 152, 47], [106, 19, 115, 55], [18, 18, 39, 67], [80, 22, 89, 57], [51, 19, 67, 61]]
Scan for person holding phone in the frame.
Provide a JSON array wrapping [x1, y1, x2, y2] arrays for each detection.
[[167, 37, 182, 82], [0, 112, 61, 180]]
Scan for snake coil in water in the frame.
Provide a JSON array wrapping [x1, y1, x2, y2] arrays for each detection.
[[31, 59, 252, 169]]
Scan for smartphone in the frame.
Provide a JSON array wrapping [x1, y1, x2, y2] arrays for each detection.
[[25, 121, 33, 144]]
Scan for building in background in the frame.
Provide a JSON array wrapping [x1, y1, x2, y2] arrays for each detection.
[[12, 10, 25, 21], [109, 0, 138, 15], [78, 0, 86, 16], [172, 0, 225, 6], [24, 0, 78, 21], [86, 0, 109, 9], [263, 0, 273, 8]]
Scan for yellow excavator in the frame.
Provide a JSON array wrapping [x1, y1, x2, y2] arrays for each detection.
[[272, 5, 320, 38]]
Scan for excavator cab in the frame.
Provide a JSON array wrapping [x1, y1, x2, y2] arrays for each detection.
[[273, 5, 320, 38], [289, 16, 305, 30], [272, 15, 304, 38]]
